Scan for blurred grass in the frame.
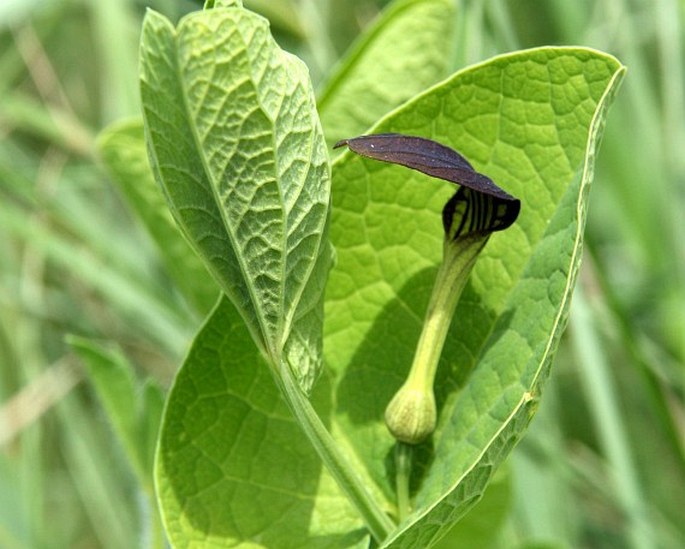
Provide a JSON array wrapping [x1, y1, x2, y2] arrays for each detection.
[[0, 0, 683, 547]]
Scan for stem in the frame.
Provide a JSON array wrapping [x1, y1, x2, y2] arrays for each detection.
[[394, 442, 413, 522], [278, 361, 395, 542]]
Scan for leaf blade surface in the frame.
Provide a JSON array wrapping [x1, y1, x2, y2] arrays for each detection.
[[140, 7, 331, 391], [155, 298, 369, 548], [323, 48, 625, 545]]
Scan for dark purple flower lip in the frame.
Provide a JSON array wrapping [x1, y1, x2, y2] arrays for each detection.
[[334, 133, 521, 237]]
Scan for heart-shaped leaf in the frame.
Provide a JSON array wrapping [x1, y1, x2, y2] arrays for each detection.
[[156, 297, 373, 548], [326, 47, 624, 546]]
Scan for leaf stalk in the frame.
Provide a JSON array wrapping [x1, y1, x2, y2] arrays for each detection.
[[278, 360, 396, 542]]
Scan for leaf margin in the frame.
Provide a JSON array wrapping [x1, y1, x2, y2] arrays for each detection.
[[377, 48, 627, 547]]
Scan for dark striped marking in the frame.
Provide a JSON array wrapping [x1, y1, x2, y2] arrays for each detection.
[[443, 187, 520, 241]]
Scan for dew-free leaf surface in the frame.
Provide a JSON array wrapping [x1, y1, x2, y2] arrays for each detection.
[[325, 47, 624, 547], [140, 7, 331, 392], [156, 297, 369, 548]]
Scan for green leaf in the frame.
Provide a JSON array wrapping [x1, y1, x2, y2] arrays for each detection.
[[97, 118, 219, 315], [146, 10, 623, 544], [140, 7, 331, 392], [317, 0, 457, 149], [324, 47, 624, 546], [68, 336, 164, 491], [430, 467, 511, 548], [155, 297, 370, 548]]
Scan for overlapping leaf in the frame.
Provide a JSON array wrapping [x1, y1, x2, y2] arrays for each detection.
[[325, 48, 624, 546], [156, 297, 369, 548], [144, 3, 624, 545], [140, 7, 331, 391]]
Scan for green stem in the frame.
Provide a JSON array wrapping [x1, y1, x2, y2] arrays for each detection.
[[278, 361, 395, 542], [394, 442, 413, 522]]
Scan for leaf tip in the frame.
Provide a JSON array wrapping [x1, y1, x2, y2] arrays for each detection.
[[333, 139, 349, 150]]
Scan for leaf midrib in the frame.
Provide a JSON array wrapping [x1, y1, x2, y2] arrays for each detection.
[[175, 12, 276, 359]]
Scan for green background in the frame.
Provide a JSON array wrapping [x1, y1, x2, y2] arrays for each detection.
[[0, 1, 683, 548]]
